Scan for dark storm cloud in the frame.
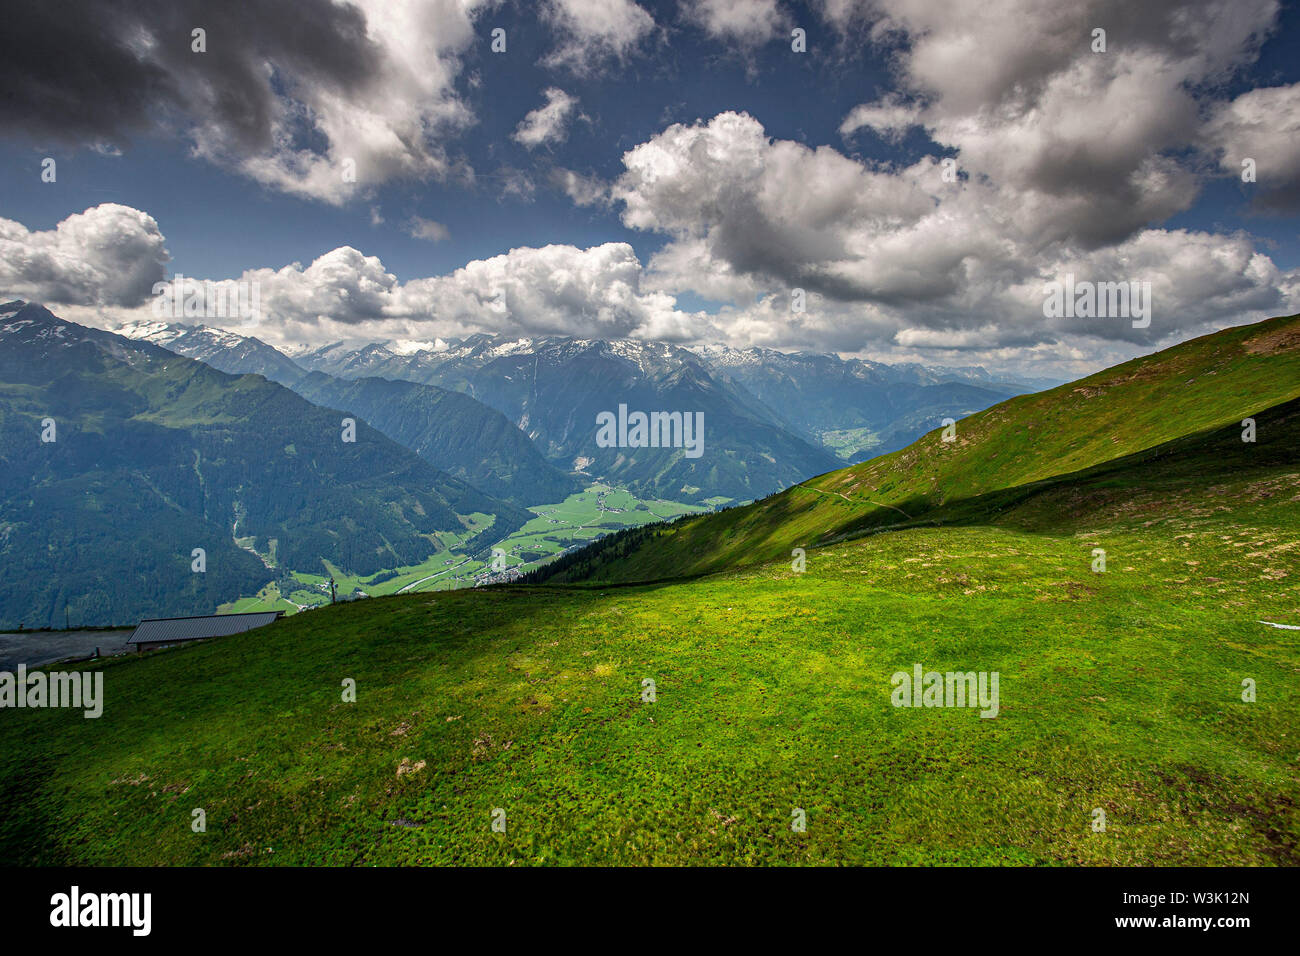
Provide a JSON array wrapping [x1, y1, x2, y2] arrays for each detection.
[[0, 0, 382, 152]]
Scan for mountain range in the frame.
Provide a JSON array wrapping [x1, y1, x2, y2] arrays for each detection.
[[115, 320, 580, 509], [8, 310, 1296, 866], [294, 333, 1045, 464], [120, 319, 1042, 499], [0, 304, 1061, 627], [276, 333, 846, 502], [537, 312, 1300, 585], [0, 302, 526, 628], [692, 344, 1051, 459]]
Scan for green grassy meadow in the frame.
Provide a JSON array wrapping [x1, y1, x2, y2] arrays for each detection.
[[1, 463, 1295, 864], [491, 484, 711, 571], [550, 314, 1300, 585], [219, 485, 713, 614], [2, 315, 1297, 866]]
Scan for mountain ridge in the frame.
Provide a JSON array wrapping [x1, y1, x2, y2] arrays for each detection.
[[0, 302, 529, 627], [5, 311, 1296, 865], [115, 318, 1051, 499], [536, 311, 1300, 585], [116, 319, 580, 507]]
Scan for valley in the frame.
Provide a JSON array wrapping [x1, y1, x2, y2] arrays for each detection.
[[4, 0, 1299, 891], [218, 483, 715, 614], [2, 476, 1294, 864], [2, 311, 1295, 866]]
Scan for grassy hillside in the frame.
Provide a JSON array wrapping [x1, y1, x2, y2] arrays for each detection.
[[3, 313, 1296, 866], [1, 400, 1296, 864], [544, 314, 1300, 585]]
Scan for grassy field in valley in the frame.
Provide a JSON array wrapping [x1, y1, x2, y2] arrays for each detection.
[[1, 460, 1295, 864], [2, 315, 1296, 866], [218, 486, 713, 613]]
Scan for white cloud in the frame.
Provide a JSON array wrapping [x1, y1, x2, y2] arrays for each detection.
[[839, 94, 923, 142], [552, 168, 611, 206], [496, 167, 538, 202], [408, 217, 451, 242], [542, 0, 656, 73], [681, 0, 785, 46], [1203, 83, 1300, 210], [0, 204, 169, 307], [517, 0, 1297, 368], [12, 206, 711, 348], [811, 0, 873, 31], [3, 0, 492, 206], [397, 242, 714, 341], [197, 0, 488, 204], [833, 0, 1281, 243], [598, 111, 1298, 356], [246, 246, 402, 326], [513, 88, 580, 149], [613, 111, 943, 298]]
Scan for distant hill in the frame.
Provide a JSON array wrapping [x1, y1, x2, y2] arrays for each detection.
[[0, 302, 528, 628], [4, 336, 1295, 864], [690, 344, 1031, 458], [298, 335, 845, 504], [291, 373, 580, 508], [538, 313, 1300, 584], [116, 320, 580, 509]]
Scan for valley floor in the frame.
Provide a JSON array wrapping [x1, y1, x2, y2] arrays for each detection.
[[217, 483, 715, 615], [2, 502, 1296, 865]]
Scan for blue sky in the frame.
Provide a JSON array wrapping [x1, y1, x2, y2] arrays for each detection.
[[1, 0, 1298, 377], [2, 1, 905, 280]]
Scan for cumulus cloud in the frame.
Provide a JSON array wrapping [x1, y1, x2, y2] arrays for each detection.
[[512, 0, 1296, 365], [1, 0, 488, 204], [614, 111, 950, 301], [681, 0, 786, 46], [229, 240, 717, 344], [598, 111, 1298, 356], [1203, 83, 1300, 212], [400, 243, 716, 341], [834, 0, 1281, 244], [513, 88, 580, 149], [541, 0, 657, 73], [0, 204, 169, 307], [6, 205, 712, 348], [244, 246, 401, 327]]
